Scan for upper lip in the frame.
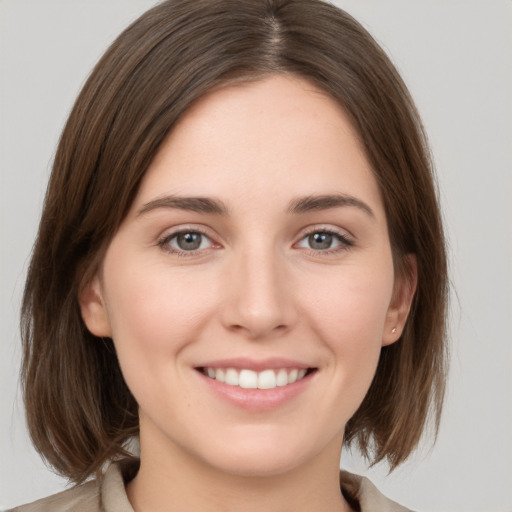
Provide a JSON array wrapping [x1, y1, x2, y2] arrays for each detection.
[[195, 357, 313, 372]]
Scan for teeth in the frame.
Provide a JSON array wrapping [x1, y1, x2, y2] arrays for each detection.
[[258, 369, 276, 389], [239, 369, 258, 389], [225, 368, 239, 386], [276, 369, 288, 387], [203, 367, 310, 389]]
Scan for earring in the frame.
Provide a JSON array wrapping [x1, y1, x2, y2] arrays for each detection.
[[391, 327, 397, 334]]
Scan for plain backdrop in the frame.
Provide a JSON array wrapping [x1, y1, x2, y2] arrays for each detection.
[[1, 1, 511, 510]]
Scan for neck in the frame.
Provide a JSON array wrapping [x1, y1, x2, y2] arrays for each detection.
[[126, 429, 352, 512]]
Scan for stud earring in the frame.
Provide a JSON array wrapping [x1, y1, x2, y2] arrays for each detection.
[[391, 327, 397, 334]]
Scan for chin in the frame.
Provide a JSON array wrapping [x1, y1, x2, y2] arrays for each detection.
[[190, 428, 335, 479], [204, 448, 305, 478]]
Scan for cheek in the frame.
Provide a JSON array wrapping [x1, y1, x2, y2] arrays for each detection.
[[100, 259, 218, 411], [309, 264, 393, 335], [104, 262, 207, 347], [100, 258, 218, 398], [304, 263, 394, 379]]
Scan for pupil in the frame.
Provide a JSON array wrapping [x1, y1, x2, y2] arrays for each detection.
[[309, 232, 332, 250], [177, 232, 202, 250]]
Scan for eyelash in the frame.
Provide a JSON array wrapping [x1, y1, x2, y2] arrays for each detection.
[[157, 228, 215, 257], [296, 227, 354, 255], [157, 227, 354, 257]]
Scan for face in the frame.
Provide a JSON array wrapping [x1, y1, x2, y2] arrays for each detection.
[[81, 75, 414, 478]]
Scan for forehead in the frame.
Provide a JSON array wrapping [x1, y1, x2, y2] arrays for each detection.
[[132, 74, 384, 219]]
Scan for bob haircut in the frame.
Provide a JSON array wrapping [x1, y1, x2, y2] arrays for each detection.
[[21, 0, 448, 484]]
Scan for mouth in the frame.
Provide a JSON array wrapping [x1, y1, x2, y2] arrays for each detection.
[[197, 367, 316, 390]]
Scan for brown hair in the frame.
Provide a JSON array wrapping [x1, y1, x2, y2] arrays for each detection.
[[21, 0, 448, 483]]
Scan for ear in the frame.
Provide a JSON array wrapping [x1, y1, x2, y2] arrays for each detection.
[[382, 254, 417, 346], [78, 273, 112, 337]]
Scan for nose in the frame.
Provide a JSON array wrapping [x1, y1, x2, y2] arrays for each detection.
[[220, 247, 297, 340]]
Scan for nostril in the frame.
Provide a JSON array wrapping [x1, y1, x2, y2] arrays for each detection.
[[225, 321, 290, 339]]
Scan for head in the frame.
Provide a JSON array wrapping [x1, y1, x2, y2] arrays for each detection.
[[22, 0, 448, 483]]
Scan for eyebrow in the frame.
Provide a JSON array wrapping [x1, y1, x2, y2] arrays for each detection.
[[288, 194, 375, 218], [137, 196, 229, 216], [137, 193, 374, 219]]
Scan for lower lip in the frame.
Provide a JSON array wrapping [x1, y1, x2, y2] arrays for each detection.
[[196, 370, 315, 411]]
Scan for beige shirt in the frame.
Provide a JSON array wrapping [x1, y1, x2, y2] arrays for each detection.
[[10, 461, 412, 512]]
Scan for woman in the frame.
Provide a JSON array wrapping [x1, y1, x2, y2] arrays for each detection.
[[13, 0, 448, 510]]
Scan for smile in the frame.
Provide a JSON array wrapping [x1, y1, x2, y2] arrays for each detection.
[[200, 367, 311, 389]]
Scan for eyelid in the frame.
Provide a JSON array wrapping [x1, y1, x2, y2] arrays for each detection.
[[155, 223, 354, 257], [294, 225, 355, 253], [298, 224, 354, 241], [157, 225, 221, 256]]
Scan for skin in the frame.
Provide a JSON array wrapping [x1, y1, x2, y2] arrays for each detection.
[[80, 74, 416, 512]]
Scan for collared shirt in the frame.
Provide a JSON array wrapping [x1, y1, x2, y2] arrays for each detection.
[[10, 461, 412, 512]]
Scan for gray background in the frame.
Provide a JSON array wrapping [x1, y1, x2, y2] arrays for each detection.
[[1, 1, 511, 510]]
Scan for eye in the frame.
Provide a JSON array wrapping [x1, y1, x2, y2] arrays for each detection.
[[296, 230, 353, 252], [161, 230, 213, 253]]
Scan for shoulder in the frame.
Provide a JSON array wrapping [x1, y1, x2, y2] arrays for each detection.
[[8, 460, 136, 512], [340, 470, 414, 512], [7, 479, 100, 512]]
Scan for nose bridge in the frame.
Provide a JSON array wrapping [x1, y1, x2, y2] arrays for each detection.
[[221, 240, 295, 338]]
